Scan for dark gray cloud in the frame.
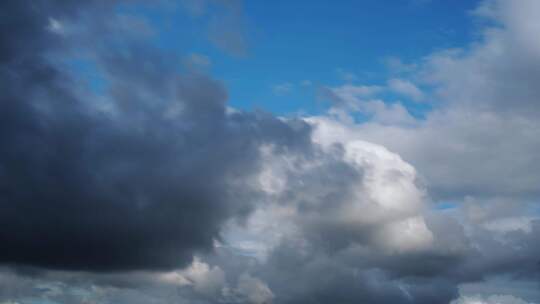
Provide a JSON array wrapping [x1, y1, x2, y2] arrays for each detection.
[[0, 0, 311, 272], [256, 239, 459, 304]]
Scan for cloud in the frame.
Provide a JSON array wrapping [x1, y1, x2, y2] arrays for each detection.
[[225, 113, 540, 303], [178, 257, 226, 296], [452, 294, 534, 304], [323, 84, 383, 112], [46, 17, 65, 35], [214, 118, 461, 303], [420, 0, 540, 116], [180, 0, 248, 56], [307, 2, 540, 301], [388, 78, 424, 101], [207, 0, 248, 56], [0, 0, 313, 272], [2, 1, 540, 303], [336, 68, 359, 82], [222, 1, 540, 302], [235, 273, 274, 304], [183, 52, 212, 70], [343, 2, 540, 203], [383, 56, 418, 74], [322, 84, 415, 125]]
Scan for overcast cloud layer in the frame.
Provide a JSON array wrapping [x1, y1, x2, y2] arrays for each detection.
[[1, 0, 540, 304]]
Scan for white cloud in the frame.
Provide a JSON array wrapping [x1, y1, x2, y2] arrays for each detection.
[[177, 257, 226, 296], [362, 100, 416, 125], [47, 17, 65, 35], [331, 84, 382, 102], [309, 118, 433, 252], [236, 273, 274, 304], [452, 294, 534, 304], [327, 84, 415, 125], [337, 1, 540, 202], [387, 78, 424, 101], [420, 0, 540, 115], [224, 117, 433, 257]]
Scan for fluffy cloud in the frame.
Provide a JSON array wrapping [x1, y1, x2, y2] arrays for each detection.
[[317, 0, 540, 203], [387, 78, 424, 101]]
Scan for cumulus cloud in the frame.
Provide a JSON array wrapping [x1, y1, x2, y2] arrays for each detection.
[[225, 0, 540, 302], [214, 118, 460, 303], [323, 83, 417, 125], [342, 2, 540, 203], [235, 273, 274, 304]]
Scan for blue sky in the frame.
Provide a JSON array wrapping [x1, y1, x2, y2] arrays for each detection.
[[109, 0, 482, 116], [220, 0, 479, 114]]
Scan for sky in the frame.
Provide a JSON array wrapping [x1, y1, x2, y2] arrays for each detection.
[[1, 1, 540, 304]]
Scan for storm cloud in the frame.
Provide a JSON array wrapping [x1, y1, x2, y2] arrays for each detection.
[[0, 0, 312, 272]]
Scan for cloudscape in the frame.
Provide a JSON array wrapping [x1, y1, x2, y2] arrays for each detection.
[[1, 1, 540, 303]]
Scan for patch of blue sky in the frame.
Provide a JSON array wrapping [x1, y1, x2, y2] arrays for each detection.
[[215, 0, 481, 116], [526, 202, 540, 216], [70, 0, 483, 118], [62, 58, 108, 94]]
